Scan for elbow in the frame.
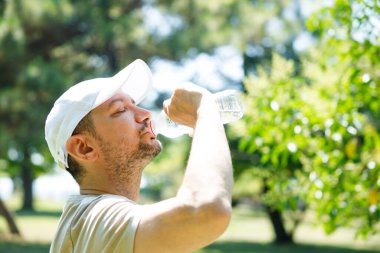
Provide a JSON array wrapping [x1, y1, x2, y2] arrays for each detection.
[[215, 200, 232, 230], [177, 190, 232, 236], [200, 198, 232, 236]]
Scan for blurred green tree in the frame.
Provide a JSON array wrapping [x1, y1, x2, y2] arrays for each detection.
[[235, 0, 380, 242], [0, 0, 76, 210], [0, 0, 157, 210]]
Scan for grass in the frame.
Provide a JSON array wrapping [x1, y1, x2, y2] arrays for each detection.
[[0, 239, 50, 253], [198, 242, 380, 253], [1, 240, 378, 253], [1, 197, 380, 253]]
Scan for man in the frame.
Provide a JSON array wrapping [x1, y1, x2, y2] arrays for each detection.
[[45, 59, 233, 253]]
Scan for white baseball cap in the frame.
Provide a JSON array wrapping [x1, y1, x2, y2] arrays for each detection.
[[45, 59, 152, 169]]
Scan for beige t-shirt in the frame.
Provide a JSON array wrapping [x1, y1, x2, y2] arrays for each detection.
[[50, 194, 141, 253]]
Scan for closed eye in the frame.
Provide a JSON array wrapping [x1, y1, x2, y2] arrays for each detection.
[[112, 107, 127, 116], [119, 107, 127, 113]]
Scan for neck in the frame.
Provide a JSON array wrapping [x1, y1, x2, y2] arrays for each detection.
[[79, 170, 143, 202], [112, 171, 143, 201]]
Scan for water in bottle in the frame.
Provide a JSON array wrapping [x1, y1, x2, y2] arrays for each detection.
[[153, 89, 244, 138]]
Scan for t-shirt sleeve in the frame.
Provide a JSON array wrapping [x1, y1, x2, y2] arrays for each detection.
[[75, 197, 142, 253]]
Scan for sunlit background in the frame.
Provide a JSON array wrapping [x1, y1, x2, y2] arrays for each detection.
[[0, 0, 380, 252]]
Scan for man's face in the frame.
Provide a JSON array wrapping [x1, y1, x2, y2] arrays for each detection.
[[90, 91, 161, 178]]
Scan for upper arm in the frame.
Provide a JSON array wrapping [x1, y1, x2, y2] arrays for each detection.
[[133, 197, 231, 253]]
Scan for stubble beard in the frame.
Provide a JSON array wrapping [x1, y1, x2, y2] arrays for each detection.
[[98, 134, 162, 196]]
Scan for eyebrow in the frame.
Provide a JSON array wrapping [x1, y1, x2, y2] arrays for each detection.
[[107, 98, 123, 109]]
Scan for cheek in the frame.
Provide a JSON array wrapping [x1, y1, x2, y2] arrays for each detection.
[[94, 113, 141, 144], [100, 115, 136, 134], [105, 125, 138, 144], [110, 122, 141, 145]]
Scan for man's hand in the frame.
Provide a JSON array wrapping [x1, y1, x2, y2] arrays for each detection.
[[163, 82, 214, 129]]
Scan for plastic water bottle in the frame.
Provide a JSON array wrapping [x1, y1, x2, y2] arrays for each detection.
[[153, 89, 244, 138]]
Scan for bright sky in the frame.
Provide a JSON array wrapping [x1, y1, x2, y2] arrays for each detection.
[[151, 46, 244, 93]]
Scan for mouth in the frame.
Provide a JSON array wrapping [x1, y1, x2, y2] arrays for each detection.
[[140, 122, 156, 140]]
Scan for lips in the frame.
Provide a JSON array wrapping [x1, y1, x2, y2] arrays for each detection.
[[149, 121, 156, 137]]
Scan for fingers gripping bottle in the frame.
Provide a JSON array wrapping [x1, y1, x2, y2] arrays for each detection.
[[153, 89, 244, 138]]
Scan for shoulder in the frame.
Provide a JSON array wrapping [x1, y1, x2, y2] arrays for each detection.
[[60, 194, 141, 231], [71, 194, 140, 218]]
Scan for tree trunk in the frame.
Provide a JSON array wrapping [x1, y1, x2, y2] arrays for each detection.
[[21, 153, 34, 211], [0, 197, 21, 235], [263, 181, 293, 244], [265, 207, 293, 244]]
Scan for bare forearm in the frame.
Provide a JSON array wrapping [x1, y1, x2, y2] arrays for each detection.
[[177, 98, 233, 207]]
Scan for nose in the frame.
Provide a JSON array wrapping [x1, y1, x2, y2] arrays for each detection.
[[135, 106, 151, 124]]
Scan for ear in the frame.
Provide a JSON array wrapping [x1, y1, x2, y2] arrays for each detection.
[[66, 134, 98, 163]]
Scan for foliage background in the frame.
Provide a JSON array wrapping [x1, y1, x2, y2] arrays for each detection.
[[0, 0, 379, 247]]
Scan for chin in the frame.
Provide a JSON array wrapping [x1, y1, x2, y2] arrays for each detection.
[[140, 139, 162, 158], [152, 139, 163, 156]]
